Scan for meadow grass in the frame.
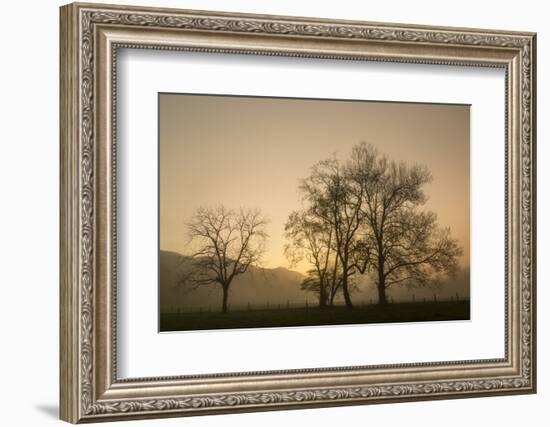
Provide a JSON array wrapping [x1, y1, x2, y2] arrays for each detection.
[[160, 300, 470, 332]]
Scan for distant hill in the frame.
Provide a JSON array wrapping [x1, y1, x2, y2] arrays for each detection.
[[160, 250, 307, 313]]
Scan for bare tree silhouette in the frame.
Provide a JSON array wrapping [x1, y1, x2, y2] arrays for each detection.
[[348, 143, 462, 305], [284, 211, 340, 307], [294, 158, 369, 308], [287, 143, 463, 308], [184, 206, 268, 312]]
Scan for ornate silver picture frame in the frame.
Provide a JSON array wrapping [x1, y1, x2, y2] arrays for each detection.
[[60, 2, 536, 423]]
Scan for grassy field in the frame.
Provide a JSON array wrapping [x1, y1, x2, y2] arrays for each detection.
[[160, 301, 470, 332]]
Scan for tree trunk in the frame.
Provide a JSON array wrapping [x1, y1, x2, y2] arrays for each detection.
[[341, 275, 353, 308], [329, 255, 339, 307], [338, 252, 353, 308], [377, 270, 387, 305], [221, 285, 229, 313], [318, 276, 327, 308], [377, 283, 388, 305]]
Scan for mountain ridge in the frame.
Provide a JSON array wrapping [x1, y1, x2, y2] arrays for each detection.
[[159, 250, 307, 312]]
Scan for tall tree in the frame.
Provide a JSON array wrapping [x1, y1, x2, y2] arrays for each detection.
[[284, 210, 338, 307], [348, 143, 462, 305], [184, 206, 268, 312], [297, 159, 368, 308], [285, 212, 334, 307]]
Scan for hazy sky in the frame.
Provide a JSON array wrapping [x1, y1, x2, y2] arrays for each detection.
[[159, 94, 470, 273]]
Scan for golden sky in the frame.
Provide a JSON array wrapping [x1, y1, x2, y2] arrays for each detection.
[[159, 94, 470, 273]]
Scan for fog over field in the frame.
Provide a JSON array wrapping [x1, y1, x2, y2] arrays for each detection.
[[160, 250, 470, 313]]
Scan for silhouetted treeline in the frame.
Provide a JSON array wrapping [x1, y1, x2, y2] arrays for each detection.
[[285, 142, 462, 308]]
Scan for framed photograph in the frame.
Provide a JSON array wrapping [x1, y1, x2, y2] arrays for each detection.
[[60, 2, 536, 423], [158, 94, 471, 332]]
